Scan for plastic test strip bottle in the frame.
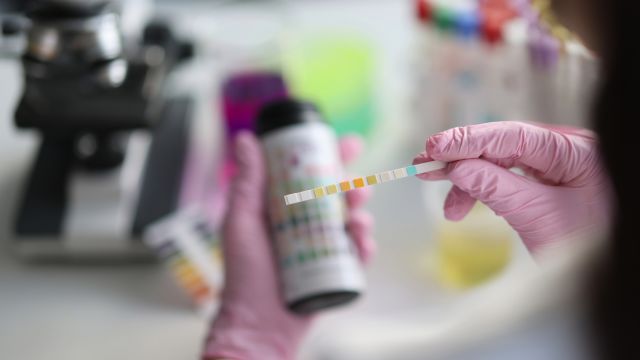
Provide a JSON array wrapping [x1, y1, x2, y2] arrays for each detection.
[[256, 98, 365, 314]]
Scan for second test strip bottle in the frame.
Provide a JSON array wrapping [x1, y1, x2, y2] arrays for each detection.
[[256, 98, 365, 314]]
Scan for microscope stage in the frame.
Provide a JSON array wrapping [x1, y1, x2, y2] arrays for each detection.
[[13, 98, 193, 261]]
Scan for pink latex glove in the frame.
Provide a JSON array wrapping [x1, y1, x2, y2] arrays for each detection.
[[414, 121, 612, 255], [203, 132, 375, 360]]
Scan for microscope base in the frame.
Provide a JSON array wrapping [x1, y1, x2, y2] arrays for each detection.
[[12, 98, 193, 261]]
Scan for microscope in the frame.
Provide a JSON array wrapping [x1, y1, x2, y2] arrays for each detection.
[[2, 0, 196, 260]]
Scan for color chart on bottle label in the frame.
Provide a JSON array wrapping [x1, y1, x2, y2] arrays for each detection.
[[284, 161, 447, 205], [263, 126, 357, 274]]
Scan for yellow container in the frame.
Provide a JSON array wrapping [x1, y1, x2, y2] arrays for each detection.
[[435, 202, 513, 289]]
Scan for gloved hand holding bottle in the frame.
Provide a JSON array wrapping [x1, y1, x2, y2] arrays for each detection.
[[414, 121, 613, 255], [202, 132, 374, 360]]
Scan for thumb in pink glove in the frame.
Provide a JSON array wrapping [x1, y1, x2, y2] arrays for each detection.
[[203, 132, 375, 360], [414, 121, 613, 255]]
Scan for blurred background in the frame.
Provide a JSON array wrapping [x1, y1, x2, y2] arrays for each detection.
[[0, 0, 597, 359]]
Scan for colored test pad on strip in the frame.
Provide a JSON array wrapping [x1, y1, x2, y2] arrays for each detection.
[[284, 161, 447, 205]]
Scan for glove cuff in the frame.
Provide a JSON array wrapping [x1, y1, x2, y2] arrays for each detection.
[[202, 304, 308, 360], [203, 327, 297, 360]]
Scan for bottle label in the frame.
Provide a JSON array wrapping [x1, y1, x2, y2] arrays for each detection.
[[262, 123, 364, 303]]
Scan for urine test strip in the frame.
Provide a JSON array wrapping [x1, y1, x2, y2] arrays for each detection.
[[284, 161, 447, 206]]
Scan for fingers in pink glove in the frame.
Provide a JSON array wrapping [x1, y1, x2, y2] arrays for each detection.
[[228, 132, 267, 215], [222, 132, 275, 296], [444, 159, 562, 253], [443, 185, 477, 221], [347, 210, 376, 264], [532, 122, 597, 139], [340, 134, 372, 210], [346, 186, 372, 209], [339, 134, 376, 261], [425, 121, 599, 185], [413, 153, 448, 181], [339, 135, 364, 164], [339, 134, 372, 209], [444, 159, 537, 212], [412, 155, 478, 222]]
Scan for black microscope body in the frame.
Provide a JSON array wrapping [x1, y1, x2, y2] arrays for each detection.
[[4, 0, 195, 259]]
